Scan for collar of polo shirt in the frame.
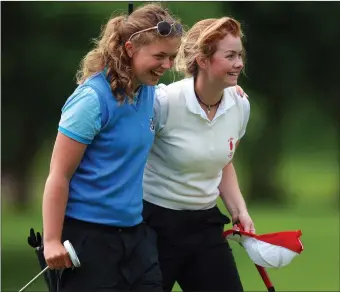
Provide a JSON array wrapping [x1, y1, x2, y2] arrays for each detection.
[[182, 77, 236, 120]]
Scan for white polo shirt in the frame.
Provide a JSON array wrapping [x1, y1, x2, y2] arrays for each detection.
[[143, 77, 250, 210]]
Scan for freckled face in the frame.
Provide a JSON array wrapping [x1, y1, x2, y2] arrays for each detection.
[[208, 34, 244, 87]]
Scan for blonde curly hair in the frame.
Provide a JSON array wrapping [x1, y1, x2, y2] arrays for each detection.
[[175, 17, 245, 78], [76, 3, 181, 103]]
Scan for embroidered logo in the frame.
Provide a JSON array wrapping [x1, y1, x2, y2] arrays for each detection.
[[228, 137, 234, 159], [150, 117, 155, 132], [229, 138, 234, 151]]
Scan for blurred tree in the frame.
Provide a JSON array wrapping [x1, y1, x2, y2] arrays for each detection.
[[1, 1, 227, 209], [225, 1, 340, 204], [2, 1, 338, 209], [1, 2, 122, 209]]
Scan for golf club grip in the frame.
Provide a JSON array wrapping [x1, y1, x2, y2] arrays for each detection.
[[255, 264, 275, 292]]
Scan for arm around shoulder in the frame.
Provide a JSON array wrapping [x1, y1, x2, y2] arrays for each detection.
[[154, 84, 169, 133]]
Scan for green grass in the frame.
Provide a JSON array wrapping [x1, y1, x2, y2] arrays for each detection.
[[2, 138, 338, 291], [2, 200, 339, 292], [170, 201, 340, 292]]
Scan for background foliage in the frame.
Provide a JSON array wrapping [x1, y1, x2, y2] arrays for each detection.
[[2, 1, 339, 291]]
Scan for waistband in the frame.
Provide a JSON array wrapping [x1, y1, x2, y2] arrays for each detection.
[[64, 216, 142, 234]]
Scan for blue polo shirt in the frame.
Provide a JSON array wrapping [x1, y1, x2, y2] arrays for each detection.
[[58, 72, 155, 227]]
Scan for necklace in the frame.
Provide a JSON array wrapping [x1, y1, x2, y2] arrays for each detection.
[[194, 90, 222, 113]]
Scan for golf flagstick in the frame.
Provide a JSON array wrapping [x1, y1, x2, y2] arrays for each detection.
[[255, 264, 275, 292], [228, 221, 276, 292], [128, 2, 133, 15], [225, 221, 303, 292]]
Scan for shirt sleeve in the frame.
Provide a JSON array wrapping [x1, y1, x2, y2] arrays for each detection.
[[58, 86, 101, 144], [239, 96, 250, 139], [154, 83, 169, 133]]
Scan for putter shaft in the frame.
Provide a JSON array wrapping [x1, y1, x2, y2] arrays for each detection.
[[19, 266, 49, 292]]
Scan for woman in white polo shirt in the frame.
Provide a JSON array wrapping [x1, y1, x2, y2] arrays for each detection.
[[143, 17, 253, 292]]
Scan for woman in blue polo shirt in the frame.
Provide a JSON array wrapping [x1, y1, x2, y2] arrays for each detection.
[[143, 17, 253, 292], [42, 4, 182, 291]]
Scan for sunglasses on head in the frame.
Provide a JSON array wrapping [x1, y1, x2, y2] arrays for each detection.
[[128, 21, 183, 42]]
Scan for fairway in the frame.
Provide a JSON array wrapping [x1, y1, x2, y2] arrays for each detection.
[[2, 144, 338, 291], [2, 202, 339, 292]]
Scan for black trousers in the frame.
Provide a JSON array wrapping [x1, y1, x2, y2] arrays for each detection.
[[58, 216, 163, 292], [143, 200, 243, 292]]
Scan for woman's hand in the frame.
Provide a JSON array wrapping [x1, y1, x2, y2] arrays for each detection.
[[44, 240, 73, 270], [233, 211, 255, 233], [236, 85, 249, 98]]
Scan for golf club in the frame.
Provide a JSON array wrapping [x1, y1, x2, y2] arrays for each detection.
[[28, 228, 59, 292], [19, 240, 80, 292]]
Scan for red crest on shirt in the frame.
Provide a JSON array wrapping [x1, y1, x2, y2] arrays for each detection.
[[228, 138, 234, 151]]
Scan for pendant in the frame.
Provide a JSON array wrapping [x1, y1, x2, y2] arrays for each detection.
[[207, 105, 211, 113]]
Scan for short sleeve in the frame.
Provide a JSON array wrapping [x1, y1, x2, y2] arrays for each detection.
[[239, 97, 250, 139], [58, 86, 101, 144], [154, 84, 169, 133]]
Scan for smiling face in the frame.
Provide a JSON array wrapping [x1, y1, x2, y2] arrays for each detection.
[[127, 37, 181, 88], [207, 34, 244, 88]]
